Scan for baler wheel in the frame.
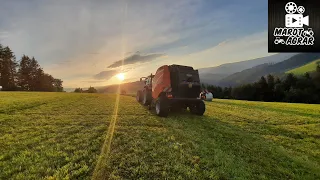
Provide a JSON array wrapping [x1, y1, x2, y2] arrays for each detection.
[[190, 101, 205, 116], [155, 96, 169, 117]]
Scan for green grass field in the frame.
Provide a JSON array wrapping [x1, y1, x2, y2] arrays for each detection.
[[287, 59, 320, 75], [0, 92, 319, 179]]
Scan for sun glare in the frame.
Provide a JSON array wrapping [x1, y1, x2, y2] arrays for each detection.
[[116, 73, 125, 81]]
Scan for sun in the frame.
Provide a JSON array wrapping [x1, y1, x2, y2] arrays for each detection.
[[116, 73, 125, 81]]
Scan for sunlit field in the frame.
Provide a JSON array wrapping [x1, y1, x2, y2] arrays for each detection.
[[0, 92, 319, 179]]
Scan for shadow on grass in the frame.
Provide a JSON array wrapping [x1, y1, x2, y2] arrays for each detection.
[[115, 97, 320, 179], [159, 114, 320, 179]]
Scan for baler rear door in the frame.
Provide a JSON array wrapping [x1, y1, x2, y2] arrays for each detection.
[[169, 65, 201, 98]]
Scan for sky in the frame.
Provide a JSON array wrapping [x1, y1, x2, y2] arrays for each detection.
[[0, 0, 270, 88]]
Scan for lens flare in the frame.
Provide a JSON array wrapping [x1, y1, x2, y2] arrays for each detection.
[[116, 73, 125, 81]]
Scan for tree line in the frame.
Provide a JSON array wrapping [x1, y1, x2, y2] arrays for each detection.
[[204, 64, 320, 104], [74, 86, 97, 93], [0, 43, 63, 92]]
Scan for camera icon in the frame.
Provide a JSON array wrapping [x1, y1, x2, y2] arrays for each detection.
[[285, 2, 309, 27], [286, 14, 309, 27]]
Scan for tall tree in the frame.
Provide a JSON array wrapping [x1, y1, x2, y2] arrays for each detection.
[[313, 64, 320, 90], [275, 77, 281, 84], [0, 44, 4, 88], [18, 55, 32, 90], [0, 43, 63, 92], [256, 76, 268, 101], [266, 74, 275, 101], [283, 73, 297, 91], [267, 74, 275, 90], [29, 57, 41, 91], [0, 45, 18, 90], [53, 79, 63, 92], [33, 68, 45, 91]]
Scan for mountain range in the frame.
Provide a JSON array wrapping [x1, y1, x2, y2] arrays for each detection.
[[215, 53, 320, 87], [198, 53, 298, 85], [78, 52, 320, 93]]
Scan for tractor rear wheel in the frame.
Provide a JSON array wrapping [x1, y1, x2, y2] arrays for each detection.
[[142, 90, 151, 106], [189, 101, 205, 116], [136, 90, 142, 102], [155, 96, 169, 117]]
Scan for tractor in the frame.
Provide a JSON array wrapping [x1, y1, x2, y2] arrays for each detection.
[[136, 64, 205, 117]]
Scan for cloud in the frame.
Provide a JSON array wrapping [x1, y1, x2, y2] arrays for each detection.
[[0, 31, 9, 39], [107, 52, 165, 68], [173, 31, 270, 69], [93, 69, 119, 80], [0, 0, 268, 87]]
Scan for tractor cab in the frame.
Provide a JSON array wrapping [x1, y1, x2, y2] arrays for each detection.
[[140, 74, 154, 89]]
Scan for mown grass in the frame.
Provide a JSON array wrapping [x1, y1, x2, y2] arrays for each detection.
[[0, 92, 319, 179], [286, 59, 320, 75], [0, 92, 114, 179]]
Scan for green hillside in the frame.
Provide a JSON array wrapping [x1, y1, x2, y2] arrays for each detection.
[[287, 59, 320, 75], [1, 92, 320, 179], [219, 53, 320, 86]]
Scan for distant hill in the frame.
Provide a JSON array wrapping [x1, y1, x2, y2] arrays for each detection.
[[286, 59, 320, 75], [97, 81, 144, 94], [218, 53, 320, 87], [198, 53, 298, 74], [199, 73, 230, 85], [93, 53, 302, 91], [199, 53, 297, 85]]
